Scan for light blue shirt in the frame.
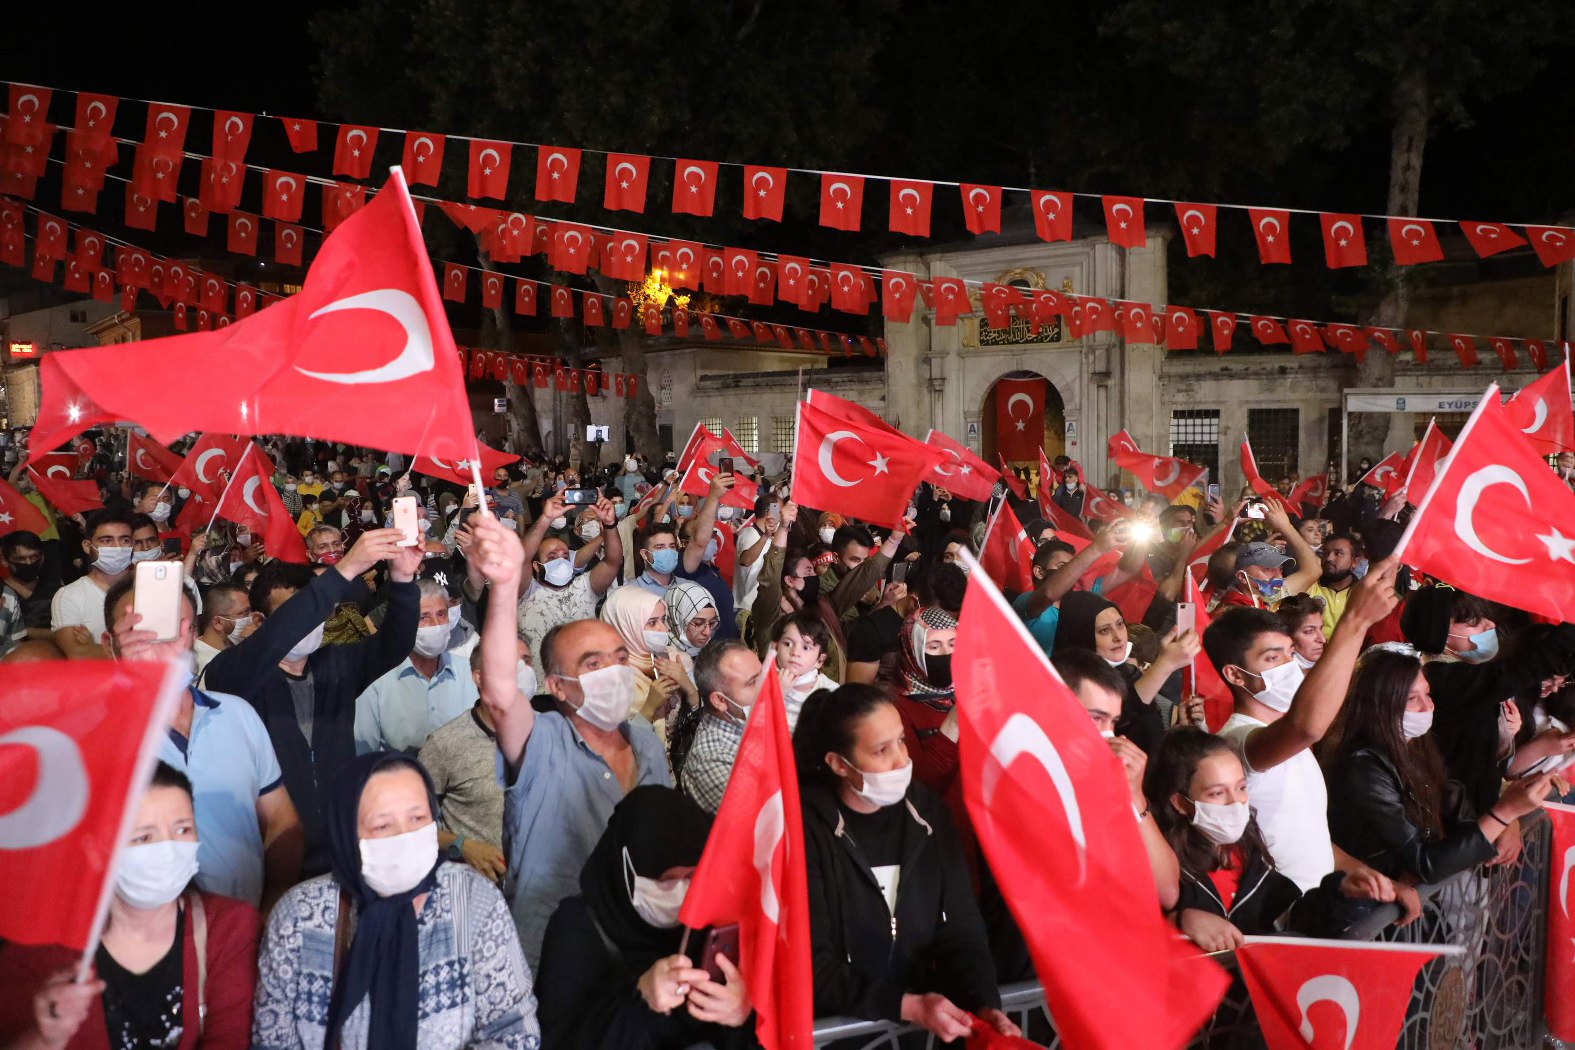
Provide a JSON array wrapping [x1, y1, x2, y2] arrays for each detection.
[[499, 710, 670, 970], [631, 571, 671, 597], [158, 688, 283, 907], [354, 651, 478, 755]]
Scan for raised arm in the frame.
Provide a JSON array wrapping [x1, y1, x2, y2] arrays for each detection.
[[471, 513, 535, 772], [1261, 501, 1321, 596], [1243, 557, 1401, 772], [1024, 522, 1121, 619], [829, 514, 912, 619], [683, 472, 732, 574], [520, 493, 567, 570], [587, 497, 623, 595]]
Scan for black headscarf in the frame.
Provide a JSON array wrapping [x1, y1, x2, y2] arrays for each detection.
[[1053, 591, 1121, 658], [322, 752, 442, 1050], [579, 785, 713, 972]]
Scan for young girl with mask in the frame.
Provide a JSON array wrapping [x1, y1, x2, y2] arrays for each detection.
[[1149, 728, 1393, 953], [0, 763, 261, 1049], [252, 753, 538, 1050], [771, 611, 839, 729], [795, 684, 1018, 1044], [1320, 649, 1565, 884], [534, 787, 753, 1049]]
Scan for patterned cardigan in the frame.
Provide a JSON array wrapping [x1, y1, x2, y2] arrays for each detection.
[[251, 862, 540, 1050]]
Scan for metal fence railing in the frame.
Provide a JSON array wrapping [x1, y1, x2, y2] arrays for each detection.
[[703, 813, 1555, 1049]]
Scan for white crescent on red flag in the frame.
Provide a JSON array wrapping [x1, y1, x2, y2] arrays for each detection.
[[995, 378, 1046, 463], [791, 400, 945, 530], [1396, 385, 1575, 622], [0, 659, 188, 949], [1400, 422, 1453, 508], [1545, 802, 1575, 1043], [29, 451, 79, 481], [677, 460, 758, 510], [955, 558, 1229, 1048], [126, 433, 185, 484], [1238, 937, 1460, 1050], [411, 443, 518, 487], [167, 434, 251, 504], [1355, 449, 1408, 498], [28, 169, 478, 468], [1106, 429, 1207, 499], [212, 445, 307, 563], [978, 500, 1037, 593], [923, 428, 1000, 503], [678, 658, 813, 1050], [26, 467, 102, 516], [1503, 361, 1575, 456]]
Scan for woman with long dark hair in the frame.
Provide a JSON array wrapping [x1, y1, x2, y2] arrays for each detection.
[[1146, 728, 1388, 953], [794, 684, 1018, 1044], [1319, 649, 1563, 884]]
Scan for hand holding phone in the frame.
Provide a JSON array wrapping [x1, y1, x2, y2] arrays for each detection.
[[392, 495, 420, 546], [1175, 602, 1196, 635], [697, 924, 740, 984], [133, 561, 185, 642]]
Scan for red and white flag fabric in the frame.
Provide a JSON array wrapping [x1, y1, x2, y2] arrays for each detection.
[[1545, 802, 1575, 1043], [400, 132, 446, 186], [996, 378, 1047, 462], [212, 444, 308, 563], [1183, 571, 1235, 731], [1081, 482, 1132, 523], [1400, 422, 1453, 507], [27, 467, 101, 516], [924, 429, 1000, 502], [1503, 361, 1575, 456], [1388, 218, 1445, 265], [679, 657, 813, 1050], [955, 560, 1230, 1049], [28, 170, 479, 467], [1287, 473, 1330, 512], [676, 421, 726, 474], [978, 500, 1036, 594], [1175, 202, 1217, 258], [1356, 450, 1408, 498], [168, 434, 250, 504], [1107, 430, 1206, 499], [678, 460, 758, 511], [1240, 437, 1292, 511], [0, 476, 51, 537], [1320, 213, 1368, 268], [602, 153, 650, 212], [791, 399, 945, 530], [0, 659, 188, 949], [1249, 208, 1292, 264], [1396, 385, 1575, 621], [411, 443, 518, 487], [997, 455, 1029, 500], [29, 451, 79, 482], [720, 428, 761, 468], [1102, 195, 1147, 249], [1237, 936, 1459, 1050]]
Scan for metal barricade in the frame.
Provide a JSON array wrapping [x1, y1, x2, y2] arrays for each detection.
[[757, 813, 1555, 1049]]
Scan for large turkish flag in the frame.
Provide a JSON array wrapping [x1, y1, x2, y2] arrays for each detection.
[[0, 660, 188, 948], [995, 378, 1046, 462], [28, 169, 477, 466], [1503, 361, 1575, 456], [923, 428, 1000, 503], [679, 660, 813, 1050], [955, 563, 1230, 1048], [1397, 385, 1575, 621], [791, 399, 944, 529]]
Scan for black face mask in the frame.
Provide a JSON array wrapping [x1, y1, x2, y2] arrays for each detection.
[[925, 653, 953, 689], [7, 561, 41, 583], [798, 574, 821, 604]]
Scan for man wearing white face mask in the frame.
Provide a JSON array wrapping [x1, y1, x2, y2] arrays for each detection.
[[51, 508, 135, 659], [0, 763, 264, 1048], [354, 579, 478, 755], [194, 581, 256, 675], [468, 513, 670, 971], [206, 527, 422, 878], [1207, 556, 1402, 893]]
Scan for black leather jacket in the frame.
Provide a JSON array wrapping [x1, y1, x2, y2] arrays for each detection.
[[1325, 746, 1496, 883]]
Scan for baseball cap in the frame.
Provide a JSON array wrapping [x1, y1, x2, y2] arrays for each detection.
[[1237, 541, 1296, 573]]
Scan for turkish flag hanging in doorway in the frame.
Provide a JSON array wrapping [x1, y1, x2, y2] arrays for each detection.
[[995, 377, 1046, 462]]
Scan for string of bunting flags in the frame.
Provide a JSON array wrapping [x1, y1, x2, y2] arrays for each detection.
[[2, 186, 1559, 373], [5, 79, 1574, 275]]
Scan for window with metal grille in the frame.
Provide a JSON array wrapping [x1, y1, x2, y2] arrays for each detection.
[[772, 415, 796, 454], [1248, 407, 1300, 482], [1169, 409, 1220, 482], [697, 416, 725, 440], [733, 417, 759, 454], [1417, 413, 1471, 443]]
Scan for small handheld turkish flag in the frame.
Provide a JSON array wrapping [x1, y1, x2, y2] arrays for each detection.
[[214, 445, 307, 563], [1356, 449, 1407, 497], [978, 500, 1035, 593], [27, 467, 102, 516], [400, 131, 446, 187], [677, 460, 758, 510], [1240, 436, 1292, 510], [0, 659, 188, 950], [1238, 937, 1459, 1050], [1288, 473, 1329, 512], [672, 158, 719, 216], [1503, 361, 1575, 456], [412, 443, 518, 487], [127, 433, 185, 483], [602, 152, 649, 212], [924, 429, 1000, 502], [792, 399, 945, 529], [955, 556, 1230, 1049], [0, 476, 50, 536], [679, 657, 813, 1050], [1107, 429, 1206, 499], [1396, 385, 1575, 621], [1400, 421, 1453, 507]]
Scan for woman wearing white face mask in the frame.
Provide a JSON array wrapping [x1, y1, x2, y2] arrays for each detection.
[[0, 763, 261, 1049], [252, 753, 539, 1050], [535, 786, 753, 1048], [1321, 650, 1565, 886], [795, 684, 1019, 1044], [600, 587, 697, 737], [1150, 728, 1391, 954]]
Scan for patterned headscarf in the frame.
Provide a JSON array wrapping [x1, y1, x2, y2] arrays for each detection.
[[899, 605, 960, 710], [664, 579, 717, 657]]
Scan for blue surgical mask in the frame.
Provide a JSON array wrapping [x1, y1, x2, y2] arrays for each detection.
[[650, 548, 680, 574], [1450, 627, 1499, 664], [676, 505, 695, 519]]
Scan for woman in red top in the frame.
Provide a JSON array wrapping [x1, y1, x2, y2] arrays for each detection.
[[892, 605, 965, 834], [0, 762, 260, 1050]]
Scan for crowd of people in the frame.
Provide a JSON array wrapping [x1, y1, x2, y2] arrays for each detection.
[[0, 427, 1572, 1050]]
